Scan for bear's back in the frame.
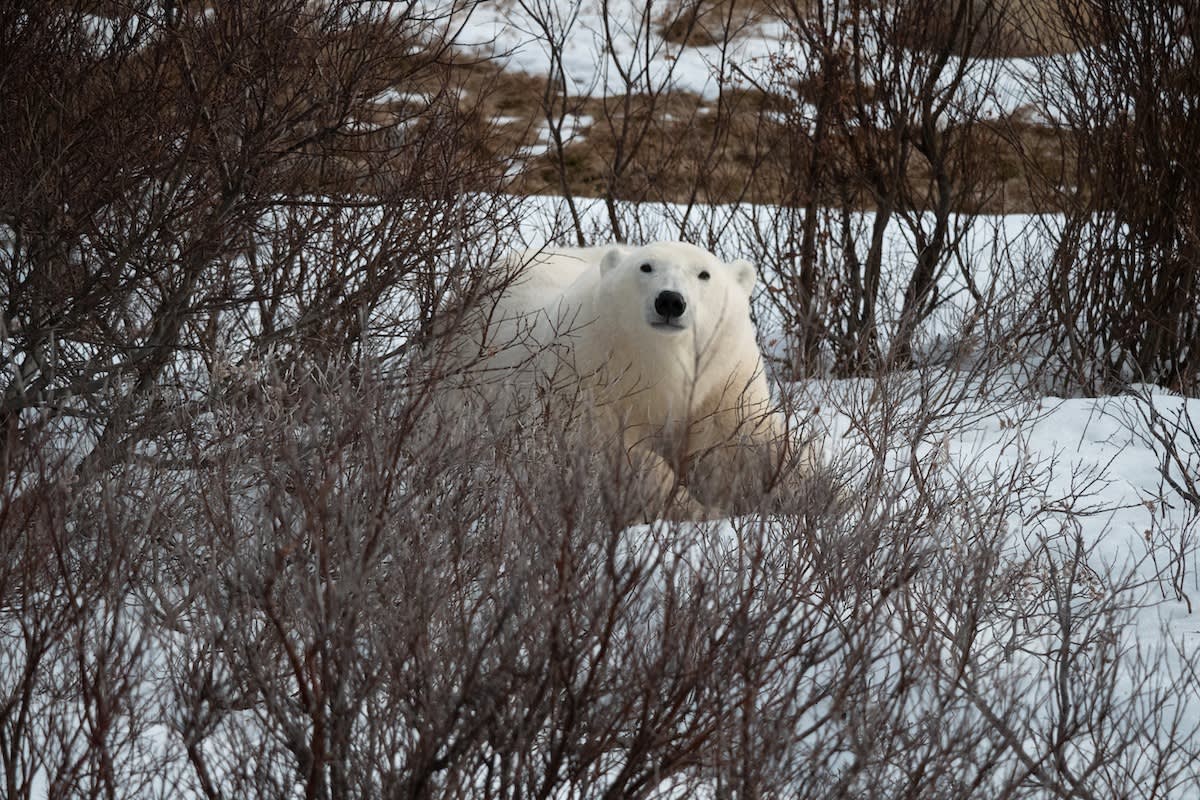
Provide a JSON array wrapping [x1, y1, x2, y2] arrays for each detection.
[[495, 246, 609, 318], [433, 246, 611, 411], [481, 245, 615, 350]]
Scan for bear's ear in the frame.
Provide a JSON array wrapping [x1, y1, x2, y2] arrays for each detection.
[[600, 245, 628, 276], [729, 258, 757, 293]]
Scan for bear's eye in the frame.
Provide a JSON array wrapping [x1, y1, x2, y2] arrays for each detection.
[[698, 270, 711, 280], [639, 263, 653, 273]]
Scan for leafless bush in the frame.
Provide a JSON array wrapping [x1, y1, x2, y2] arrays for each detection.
[[749, 0, 1014, 376], [4, 1, 1200, 797], [0, 3, 520, 792], [0, 0, 517, 478], [1028, 0, 1200, 394], [518, 0, 784, 246], [0, 425, 180, 797], [1125, 386, 1200, 614], [6, 306, 1200, 797], [154, 365, 855, 797], [801, 358, 1200, 798]]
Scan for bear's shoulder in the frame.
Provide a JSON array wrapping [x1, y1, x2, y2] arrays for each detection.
[[482, 246, 615, 321], [511, 245, 618, 293]]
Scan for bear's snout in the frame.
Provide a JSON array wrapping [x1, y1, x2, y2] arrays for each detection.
[[654, 290, 687, 320]]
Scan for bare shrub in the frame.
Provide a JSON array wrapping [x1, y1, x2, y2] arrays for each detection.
[[515, 0, 781, 243], [6, 265, 1199, 799], [1125, 386, 1200, 614], [153, 362, 847, 797], [0, 0, 516, 476], [6, 337, 1199, 797], [3, 0, 1200, 797], [0, 3, 522, 792], [147, 355, 1147, 797], [0, 429, 181, 797], [735, 0, 1014, 376], [802, 356, 1200, 798], [1028, 0, 1200, 394]]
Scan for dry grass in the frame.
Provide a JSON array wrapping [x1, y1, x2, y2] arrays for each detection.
[[354, 1, 1081, 213], [654, 0, 1095, 57], [510, 89, 790, 206], [286, 55, 1070, 214], [504, 88, 1068, 214]]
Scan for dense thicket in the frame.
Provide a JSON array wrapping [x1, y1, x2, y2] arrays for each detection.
[[1034, 0, 1200, 393], [1, 2, 1198, 798]]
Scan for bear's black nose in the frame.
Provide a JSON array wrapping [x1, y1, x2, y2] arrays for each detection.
[[654, 290, 686, 320]]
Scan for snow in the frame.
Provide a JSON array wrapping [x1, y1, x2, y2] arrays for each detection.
[[5, 79, 1194, 793], [449, 0, 792, 100], [6, 180, 1197, 793], [445, 0, 1092, 121], [370, 87, 429, 106], [537, 113, 593, 142], [80, 12, 145, 49], [515, 112, 595, 158]]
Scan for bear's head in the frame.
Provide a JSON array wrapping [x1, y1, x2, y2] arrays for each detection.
[[598, 241, 757, 341]]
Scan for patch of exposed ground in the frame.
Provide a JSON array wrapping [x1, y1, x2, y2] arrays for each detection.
[[656, 0, 794, 47], [328, 52, 1074, 213], [496, 90, 1072, 213]]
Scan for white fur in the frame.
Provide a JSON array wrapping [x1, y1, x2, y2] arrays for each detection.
[[441, 241, 809, 519]]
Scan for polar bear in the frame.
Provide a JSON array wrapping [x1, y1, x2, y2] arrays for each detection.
[[437, 241, 812, 520]]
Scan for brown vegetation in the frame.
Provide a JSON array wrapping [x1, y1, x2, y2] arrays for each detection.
[[1025, 0, 1200, 393], [656, 0, 787, 46], [657, 0, 1092, 57], [893, 0, 1097, 58], [37, 1, 1093, 213]]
